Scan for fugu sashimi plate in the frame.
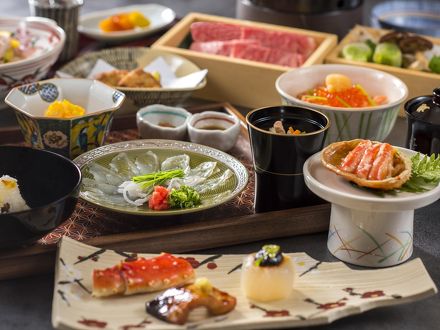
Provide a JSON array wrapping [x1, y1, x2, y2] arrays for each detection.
[[73, 140, 248, 216]]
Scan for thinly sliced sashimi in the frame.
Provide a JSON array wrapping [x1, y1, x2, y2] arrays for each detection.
[[368, 143, 395, 180], [190, 22, 241, 42], [88, 163, 125, 186], [161, 154, 190, 172], [355, 144, 381, 179], [339, 140, 372, 173], [135, 151, 159, 174], [109, 152, 139, 178], [93, 253, 195, 297]]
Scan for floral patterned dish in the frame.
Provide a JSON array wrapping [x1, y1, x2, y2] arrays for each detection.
[[5, 78, 125, 159], [0, 17, 65, 103], [52, 237, 437, 330]]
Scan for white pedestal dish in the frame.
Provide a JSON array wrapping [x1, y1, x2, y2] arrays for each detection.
[[303, 148, 440, 268]]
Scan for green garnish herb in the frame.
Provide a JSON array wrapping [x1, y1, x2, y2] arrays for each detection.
[[355, 84, 376, 106], [400, 153, 440, 193], [302, 95, 328, 102], [168, 185, 201, 209], [254, 244, 282, 267], [335, 96, 352, 108], [132, 169, 184, 190]]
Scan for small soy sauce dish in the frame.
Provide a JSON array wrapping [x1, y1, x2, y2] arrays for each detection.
[[246, 106, 330, 213]]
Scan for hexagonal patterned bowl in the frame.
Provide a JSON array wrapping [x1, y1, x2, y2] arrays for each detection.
[[5, 78, 125, 159]]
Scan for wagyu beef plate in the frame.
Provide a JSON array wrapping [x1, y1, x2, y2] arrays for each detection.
[[189, 22, 316, 67]]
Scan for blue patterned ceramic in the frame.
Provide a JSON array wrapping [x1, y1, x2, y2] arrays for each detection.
[[5, 78, 125, 159]]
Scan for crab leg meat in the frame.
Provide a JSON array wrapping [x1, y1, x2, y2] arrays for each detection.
[[339, 140, 372, 173], [93, 253, 195, 297]]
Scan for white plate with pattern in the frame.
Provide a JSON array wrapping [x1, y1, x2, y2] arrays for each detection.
[[52, 237, 437, 329]]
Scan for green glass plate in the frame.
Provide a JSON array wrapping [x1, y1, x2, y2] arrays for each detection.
[[73, 140, 249, 216]]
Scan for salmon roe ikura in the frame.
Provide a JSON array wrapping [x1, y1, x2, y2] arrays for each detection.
[[298, 73, 387, 108]]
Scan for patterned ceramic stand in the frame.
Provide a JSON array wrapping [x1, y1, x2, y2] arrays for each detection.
[[303, 148, 440, 268]]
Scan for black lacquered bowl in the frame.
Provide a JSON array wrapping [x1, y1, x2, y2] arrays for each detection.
[[0, 146, 81, 249], [246, 106, 329, 212]]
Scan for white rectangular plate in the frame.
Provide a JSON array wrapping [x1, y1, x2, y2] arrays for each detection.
[[52, 237, 437, 329]]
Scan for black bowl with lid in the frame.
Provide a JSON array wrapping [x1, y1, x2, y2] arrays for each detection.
[[404, 88, 440, 155]]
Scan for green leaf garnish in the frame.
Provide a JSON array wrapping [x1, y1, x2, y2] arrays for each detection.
[[168, 185, 201, 209], [400, 153, 440, 192], [132, 169, 184, 190]]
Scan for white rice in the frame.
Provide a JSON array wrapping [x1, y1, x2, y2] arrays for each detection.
[[0, 175, 30, 214]]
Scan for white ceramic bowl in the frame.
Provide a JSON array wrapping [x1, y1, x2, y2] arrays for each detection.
[[5, 78, 125, 159], [188, 111, 240, 151], [136, 104, 192, 140], [0, 17, 65, 102], [276, 64, 408, 145]]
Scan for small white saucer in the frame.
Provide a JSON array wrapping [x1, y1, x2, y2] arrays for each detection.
[[303, 148, 440, 267]]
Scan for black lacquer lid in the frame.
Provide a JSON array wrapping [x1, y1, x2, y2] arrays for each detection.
[[405, 88, 440, 125]]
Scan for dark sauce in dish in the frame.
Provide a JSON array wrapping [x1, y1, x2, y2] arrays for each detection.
[[199, 125, 226, 130]]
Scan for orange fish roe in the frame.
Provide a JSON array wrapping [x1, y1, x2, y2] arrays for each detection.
[[298, 74, 388, 108]]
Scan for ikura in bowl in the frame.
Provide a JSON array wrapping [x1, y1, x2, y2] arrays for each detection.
[[276, 64, 408, 145]]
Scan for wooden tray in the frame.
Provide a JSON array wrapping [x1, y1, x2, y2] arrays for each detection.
[[0, 102, 330, 280], [325, 25, 440, 116], [152, 12, 337, 109]]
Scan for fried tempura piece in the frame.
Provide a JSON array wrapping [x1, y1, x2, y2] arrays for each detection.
[[118, 68, 161, 88], [95, 70, 129, 86]]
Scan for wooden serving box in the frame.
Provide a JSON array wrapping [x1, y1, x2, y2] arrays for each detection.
[[152, 13, 337, 109], [325, 25, 440, 116]]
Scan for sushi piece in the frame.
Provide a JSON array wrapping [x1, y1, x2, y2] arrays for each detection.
[[241, 245, 295, 302], [146, 277, 236, 325], [0, 175, 29, 214], [92, 253, 195, 297]]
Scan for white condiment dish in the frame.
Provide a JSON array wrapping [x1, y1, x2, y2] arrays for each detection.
[[136, 104, 192, 140], [188, 111, 240, 151]]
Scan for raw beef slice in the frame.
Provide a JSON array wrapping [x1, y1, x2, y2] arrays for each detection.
[[190, 40, 259, 56], [230, 43, 270, 62], [190, 22, 242, 42]]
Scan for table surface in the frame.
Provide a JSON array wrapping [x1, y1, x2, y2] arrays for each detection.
[[1, 1, 439, 330]]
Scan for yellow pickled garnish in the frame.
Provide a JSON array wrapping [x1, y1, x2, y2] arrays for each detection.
[[151, 71, 161, 83], [9, 38, 20, 49], [44, 100, 86, 119], [194, 277, 213, 294], [3, 48, 14, 62], [99, 11, 150, 32], [128, 11, 150, 28], [1, 179, 16, 189]]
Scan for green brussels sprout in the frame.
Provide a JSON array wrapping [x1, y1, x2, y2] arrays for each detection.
[[342, 42, 373, 62], [428, 55, 440, 74], [373, 42, 402, 67]]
